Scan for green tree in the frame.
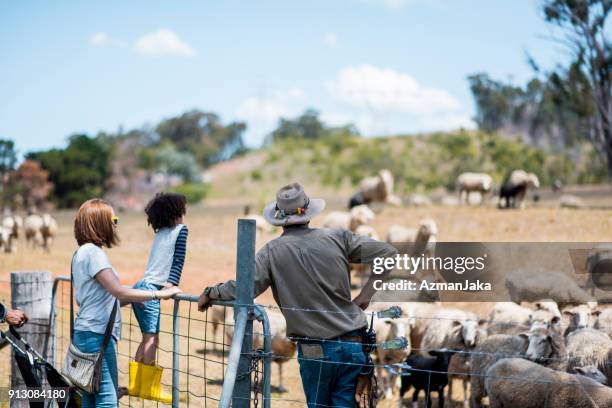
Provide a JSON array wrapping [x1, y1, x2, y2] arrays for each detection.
[[542, 0, 612, 177], [0, 139, 17, 209], [266, 109, 359, 144], [27, 134, 112, 208], [156, 110, 247, 167]]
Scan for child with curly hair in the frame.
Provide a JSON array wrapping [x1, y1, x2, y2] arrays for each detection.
[[129, 192, 188, 402]]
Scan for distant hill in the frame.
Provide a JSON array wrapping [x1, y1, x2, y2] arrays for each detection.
[[204, 130, 606, 208]]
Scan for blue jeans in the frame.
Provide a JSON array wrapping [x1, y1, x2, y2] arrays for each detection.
[[73, 330, 118, 408], [297, 335, 366, 408]]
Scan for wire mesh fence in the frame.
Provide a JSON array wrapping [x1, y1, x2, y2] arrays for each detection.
[[49, 277, 270, 408]]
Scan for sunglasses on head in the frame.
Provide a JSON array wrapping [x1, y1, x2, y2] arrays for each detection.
[[112, 216, 119, 225]]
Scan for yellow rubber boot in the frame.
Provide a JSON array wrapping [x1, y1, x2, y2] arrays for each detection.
[[128, 362, 142, 397], [139, 363, 172, 403]]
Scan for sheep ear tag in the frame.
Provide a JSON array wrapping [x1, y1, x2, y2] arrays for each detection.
[[300, 344, 324, 359]]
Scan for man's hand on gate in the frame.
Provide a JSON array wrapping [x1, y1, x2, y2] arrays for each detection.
[[6, 309, 28, 327], [355, 375, 371, 408], [197, 290, 211, 312]]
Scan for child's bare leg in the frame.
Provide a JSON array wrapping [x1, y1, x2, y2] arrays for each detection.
[[142, 333, 159, 366], [135, 341, 145, 363]]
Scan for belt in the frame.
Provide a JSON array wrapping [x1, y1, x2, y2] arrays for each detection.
[[335, 334, 363, 343], [295, 328, 366, 344]]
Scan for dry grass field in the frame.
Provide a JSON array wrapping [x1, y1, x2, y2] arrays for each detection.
[[0, 198, 611, 407]]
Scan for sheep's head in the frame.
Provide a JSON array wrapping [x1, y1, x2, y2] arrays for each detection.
[[452, 318, 482, 349], [350, 205, 375, 226], [521, 328, 561, 363], [563, 305, 599, 332], [527, 173, 540, 188], [573, 366, 608, 385], [534, 300, 561, 318], [482, 176, 493, 192], [378, 169, 394, 194], [418, 218, 438, 238]]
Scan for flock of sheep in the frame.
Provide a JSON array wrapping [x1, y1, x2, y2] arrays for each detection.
[[0, 212, 59, 253], [238, 169, 611, 407]]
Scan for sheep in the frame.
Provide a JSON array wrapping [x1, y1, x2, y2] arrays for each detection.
[[398, 349, 456, 408], [351, 225, 381, 287], [498, 170, 540, 209], [40, 213, 58, 251], [349, 169, 401, 208], [561, 304, 600, 336], [406, 194, 432, 207], [373, 318, 411, 400], [24, 214, 44, 249], [565, 328, 612, 385], [0, 227, 13, 253], [322, 204, 375, 232], [469, 327, 565, 408], [485, 358, 612, 408], [220, 309, 296, 393], [421, 309, 484, 353], [456, 172, 492, 205], [2, 215, 22, 241], [487, 302, 533, 336], [386, 218, 437, 258], [559, 194, 586, 209], [594, 308, 612, 338], [506, 267, 595, 307]]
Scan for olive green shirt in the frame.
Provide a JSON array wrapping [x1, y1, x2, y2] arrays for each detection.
[[208, 225, 398, 339]]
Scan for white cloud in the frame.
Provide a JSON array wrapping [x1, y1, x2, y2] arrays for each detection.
[[323, 33, 338, 47], [235, 87, 305, 146], [89, 32, 127, 48], [326, 65, 462, 115], [134, 29, 195, 57], [324, 65, 474, 134]]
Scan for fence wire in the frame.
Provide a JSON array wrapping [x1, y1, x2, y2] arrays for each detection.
[[50, 277, 267, 408]]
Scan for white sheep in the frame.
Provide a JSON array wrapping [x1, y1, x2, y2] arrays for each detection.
[[24, 214, 44, 249], [359, 169, 399, 204], [421, 308, 484, 352], [373, 318, 411, 400], [0, 227, 13, 253], [386, 218, 437, 257], [505, 267, 595, 307], [561, 303, 600, 336], [485, 358, 612, 408], [565, 328, 612, 385], [222, 309, 296, 393], [40, 213, 58, 251], [487, 302, 533, 336], [559, 194, 586, 209], [2, 215, 22, 240], [322, 204, 375, 232], [406, 193, 432, 207], [456, 172, 493, 205]]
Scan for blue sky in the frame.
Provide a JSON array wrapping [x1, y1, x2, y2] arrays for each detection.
[[1, 0, 564, 155]]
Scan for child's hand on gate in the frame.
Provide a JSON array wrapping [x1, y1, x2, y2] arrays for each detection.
[[162, 282, 175, 290]]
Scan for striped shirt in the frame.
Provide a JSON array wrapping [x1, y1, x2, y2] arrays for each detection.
[[143, 224, 188, 286]]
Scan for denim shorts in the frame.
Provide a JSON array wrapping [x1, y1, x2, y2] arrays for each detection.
[[132, 280, 163, 334]]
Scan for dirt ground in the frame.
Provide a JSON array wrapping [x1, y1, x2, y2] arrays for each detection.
[[0, 201, 611, 407]]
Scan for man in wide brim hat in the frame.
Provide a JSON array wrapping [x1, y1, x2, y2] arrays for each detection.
[[198, 182, 398, 408]]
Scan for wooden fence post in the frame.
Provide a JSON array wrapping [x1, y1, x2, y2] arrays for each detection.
[[10, 271, 52, 407]]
